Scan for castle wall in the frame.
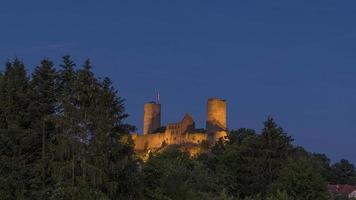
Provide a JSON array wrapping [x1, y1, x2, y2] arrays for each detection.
[[185, 133, 208, 144], [132, 131, 208, 151], [132, 132, 168, 150], [143, 102, 161, 135]]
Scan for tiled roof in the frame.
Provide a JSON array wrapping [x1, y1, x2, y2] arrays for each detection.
[[328, 184, 356, 194]]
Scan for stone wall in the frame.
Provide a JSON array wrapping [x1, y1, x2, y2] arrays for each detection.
[[132, 131, 209, 151]]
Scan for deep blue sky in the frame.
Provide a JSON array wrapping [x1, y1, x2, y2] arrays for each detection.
[[1, 1, 355, 164]]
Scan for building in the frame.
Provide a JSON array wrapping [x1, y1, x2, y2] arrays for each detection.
[[131, 98, 228, 152], [349, 190, 356, 199], [328, 184, 356, 199]]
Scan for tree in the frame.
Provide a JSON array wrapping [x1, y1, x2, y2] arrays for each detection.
[[0, 59, 40, 199], [0, 58, 31, 129], [141, 145, 222, 200], [228, 128, 256, 145], [28, 58, 58, 198], [48, 55, 81, 197], [259, 118, 293, 194], [330, 159, 356, 185], [30, 58, 57, 122], [267, 190, 293, 200], [0, 72, 5, 128], [48, 57, 139, 199], [291, 147, 335, 184], [268, 158, 329, 200], [210, 118, 294, 199]]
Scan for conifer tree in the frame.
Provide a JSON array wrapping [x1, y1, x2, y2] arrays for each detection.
[[0, 59, 38, 199], [92, 76, 138, 199], [49, 55, 82, 197], [0, 58, 31, 129], [29, 58, 58, 198], [58, 55, 76, 92], [47, 57, 138, 199], [260, 117, 293, 192], [0, 72, 5, 128], [30, 58, 57, 122]]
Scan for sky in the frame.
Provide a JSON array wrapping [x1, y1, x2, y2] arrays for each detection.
[[0, 0, 355, 164]]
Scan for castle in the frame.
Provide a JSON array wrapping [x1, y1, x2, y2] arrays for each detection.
[[132, 98, 228, 152]]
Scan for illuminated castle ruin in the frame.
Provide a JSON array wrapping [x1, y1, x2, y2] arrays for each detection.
[[132, 98, 228, 152]]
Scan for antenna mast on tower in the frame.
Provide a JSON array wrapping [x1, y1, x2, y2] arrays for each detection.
[[156, 91, 160, 104]]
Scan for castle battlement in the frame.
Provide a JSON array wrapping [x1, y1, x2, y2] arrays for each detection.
[[132, 98, 228, 152]]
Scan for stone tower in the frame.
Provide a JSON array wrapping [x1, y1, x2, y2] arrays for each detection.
[[206, 98, 227, 142], [143, 102, 161, 135]]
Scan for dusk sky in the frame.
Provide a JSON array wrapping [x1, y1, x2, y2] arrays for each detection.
[[1, 1, 355, 164]]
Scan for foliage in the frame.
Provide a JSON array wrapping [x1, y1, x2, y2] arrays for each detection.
[[0, 57, 138, 200], [0, 56, 355, 199], [140, 145, 221, 200], [209, 118, 293, 198], [330, 159, 356, 185], [267, 190, 292, 200], [268, 158, 329, 200]]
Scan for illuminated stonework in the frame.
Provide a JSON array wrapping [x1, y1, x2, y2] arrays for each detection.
[[132, 98, 228, 154]]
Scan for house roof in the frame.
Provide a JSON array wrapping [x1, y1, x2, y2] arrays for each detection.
[[328, 184, 356, 194]]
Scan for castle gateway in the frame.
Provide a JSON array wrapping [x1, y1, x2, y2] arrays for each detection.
[[132, 98, 228, 152]]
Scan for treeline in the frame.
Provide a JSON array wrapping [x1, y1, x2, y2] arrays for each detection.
[[142, 123, 356, 200], [0, 56, 137, 199], [0, 56, 355, 200]]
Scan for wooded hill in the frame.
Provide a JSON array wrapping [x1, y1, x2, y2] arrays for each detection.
[[0, 56, 355, 200]]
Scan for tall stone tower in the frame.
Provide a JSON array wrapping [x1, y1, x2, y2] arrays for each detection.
[[206, 98, 227, 142], [143, 102, 161, 135]]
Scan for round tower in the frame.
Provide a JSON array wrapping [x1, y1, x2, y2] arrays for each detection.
[[206, 98, 227, 142], [143, 102, 161, 135]]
